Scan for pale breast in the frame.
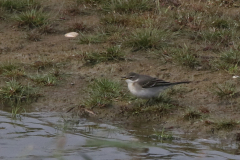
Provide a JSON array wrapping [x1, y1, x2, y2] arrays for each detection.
[[128, 82, 169, 98], [127, 82, 139, 95], [128, 82, 149, 98], [126, 78, 169, 98]]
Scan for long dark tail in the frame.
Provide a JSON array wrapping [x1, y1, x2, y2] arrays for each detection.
[[153, 80, 191, 87], [172, 81, 191, 85]]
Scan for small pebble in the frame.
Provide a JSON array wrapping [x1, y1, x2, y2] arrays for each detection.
[[64, 32, 79, 38]]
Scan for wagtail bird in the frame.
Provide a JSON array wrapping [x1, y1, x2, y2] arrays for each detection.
[[122, 72, 190, 99]]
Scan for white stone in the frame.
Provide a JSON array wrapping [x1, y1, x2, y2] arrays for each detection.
[[64, 32, 79, 38]]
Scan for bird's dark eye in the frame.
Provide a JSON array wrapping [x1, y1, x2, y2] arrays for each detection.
[[130, 76, 134, 79]]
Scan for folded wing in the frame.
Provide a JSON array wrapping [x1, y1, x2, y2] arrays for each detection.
[[138, 75, 189, 88]]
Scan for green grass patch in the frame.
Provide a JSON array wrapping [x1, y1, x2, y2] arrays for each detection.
[[76, 0, 106, 5], [84, 78, 127, 108], [211, 82, 236, 99], [129, 93, 175, 116], [183, 108, 202, 121], [11, 105, 26, 119], [129, 102, 175, 117], [2, 69, 26, 78], [100, 14, 131, 26], [102, 0, 155, 13], [172, 8, 205, 31], [220, 50, 240, 64], [0, 6, 8, 20], [209, 0, 240, 8], [172, 45, 199, 68], [215, 119, 239, 130], [101, 25, 125, 44], [15, 8, 49, 28], [124, 28, 171, 50], [151, 128, 174, 142], [101, 13, 150, 28], [79, 45, 125, 65], [78, 33, 107, 44], [102, 24, 125, 35], [212, 50, 240, 73], [0, 63, 17, 72], [0, 79, 39, 104], [0, 63, 25, 78], [0, 0, 39, 12], [29, 74, 57, 86], [212, 18, 229, 29], [142, 103, 175, 114], [194, 29, 237, 47]]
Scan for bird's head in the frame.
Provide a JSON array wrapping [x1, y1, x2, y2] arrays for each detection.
[[122, 72, 139, 83]]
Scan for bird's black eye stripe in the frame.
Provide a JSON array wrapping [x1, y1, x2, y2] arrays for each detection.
[[130, 76, 135, 78]]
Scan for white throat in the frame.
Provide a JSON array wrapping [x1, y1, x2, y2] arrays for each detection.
[[125, 78, 138, 84], [125, 78, 141, 96]]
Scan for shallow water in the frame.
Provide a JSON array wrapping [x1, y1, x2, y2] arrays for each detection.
[[0, 109, 240, 160]]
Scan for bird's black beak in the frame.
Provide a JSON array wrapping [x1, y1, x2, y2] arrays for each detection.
[[121, 76, 127, 80]]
